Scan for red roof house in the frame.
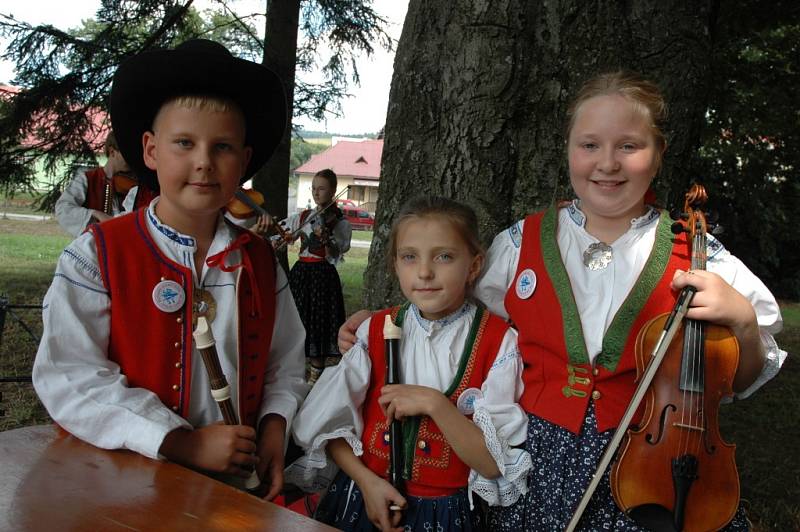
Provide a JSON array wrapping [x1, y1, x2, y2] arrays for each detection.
[[294, 139, 383, 212]]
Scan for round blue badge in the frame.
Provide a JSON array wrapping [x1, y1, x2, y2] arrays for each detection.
[[456, 387, 483, 416], [152, 280, 186, 313], [515, 268, 537, 300]]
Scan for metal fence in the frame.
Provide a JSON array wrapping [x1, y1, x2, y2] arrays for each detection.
[[0, 296, 43, 427]]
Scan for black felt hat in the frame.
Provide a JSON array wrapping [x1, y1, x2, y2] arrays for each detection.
[[110, 39, 287, 192]]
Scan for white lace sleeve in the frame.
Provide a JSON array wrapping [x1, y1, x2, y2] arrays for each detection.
[[286, 319, 373, 492], [707, 240, 787, 399], [468, 327, 532, 507]]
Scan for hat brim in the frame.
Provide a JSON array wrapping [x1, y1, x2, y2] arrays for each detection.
[[110, 45, 286, 193]]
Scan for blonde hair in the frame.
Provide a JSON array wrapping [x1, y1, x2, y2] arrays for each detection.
[[386, 196, 484, 272], [567, 71, 668, 171], [152, 94, 245, 132]]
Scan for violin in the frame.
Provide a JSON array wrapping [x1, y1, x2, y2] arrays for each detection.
[[226, 188, 292, 242], [112, 173, 137, 195], [609, 184, 740, 531], [227, 188, 266, 219]]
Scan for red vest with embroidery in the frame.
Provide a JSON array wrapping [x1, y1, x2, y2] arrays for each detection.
[[505, 207, 691, 434], [82, 167, 108, 212], [360, 305, 509, 497], [89, 209, 276, 428]]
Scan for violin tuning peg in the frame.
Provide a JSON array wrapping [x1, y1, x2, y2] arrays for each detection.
[[711, 224, 724, 236], [670, 222, 686, 235], [706, 211, 720, 224], [669, 208, 682, 221]]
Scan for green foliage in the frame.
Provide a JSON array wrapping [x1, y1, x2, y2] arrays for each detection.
[[697, 2, 800, 298], [0, 0, 392, 204], [290, 137, 326, 170]]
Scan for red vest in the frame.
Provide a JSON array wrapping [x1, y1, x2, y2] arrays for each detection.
[[82, 167, 156, 213], [360, 304, 509, 497], [82, 167, 108, 212], [505, 208, 691, 434], [89, 209, 276, 428]]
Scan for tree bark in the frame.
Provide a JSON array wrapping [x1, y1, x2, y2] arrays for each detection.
[[364, 0, 716, 307], [257, 0, 301, 271]]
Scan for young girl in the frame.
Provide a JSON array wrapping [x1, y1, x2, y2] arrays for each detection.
[[280, 168, 352, 384], [474, 71, 787, 530], [289, 197, 531, 531], [339, 72, 786, 530]]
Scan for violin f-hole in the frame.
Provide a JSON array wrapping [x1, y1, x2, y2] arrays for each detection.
[[645, 404, 676, 445]]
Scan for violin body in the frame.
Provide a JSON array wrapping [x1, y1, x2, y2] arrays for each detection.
[[227, 188, 266, 219], [610, 309, 740, 531], [112, 173, 137, 195]]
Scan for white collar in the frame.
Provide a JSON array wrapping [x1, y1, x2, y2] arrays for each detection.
[[566, 199, 660, 231]]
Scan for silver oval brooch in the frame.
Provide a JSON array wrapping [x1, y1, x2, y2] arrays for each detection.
[[583, 242, 613, 270]]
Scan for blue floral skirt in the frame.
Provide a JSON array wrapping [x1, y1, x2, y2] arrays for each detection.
[[488, 402, 749, 531], [315, 470, 482, 531]]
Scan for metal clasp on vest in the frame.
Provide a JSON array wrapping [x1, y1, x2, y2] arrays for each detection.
[[562, 364, 590, 398]]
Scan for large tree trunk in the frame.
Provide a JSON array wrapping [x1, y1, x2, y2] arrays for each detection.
[[364, 0, 716, 307], [257, 0, 301, 271]]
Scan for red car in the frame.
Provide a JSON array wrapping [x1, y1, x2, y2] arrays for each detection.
[[342, 206, 374, 231]]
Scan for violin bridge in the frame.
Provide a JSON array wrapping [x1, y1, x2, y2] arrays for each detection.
[[672, 422, 704, 432]]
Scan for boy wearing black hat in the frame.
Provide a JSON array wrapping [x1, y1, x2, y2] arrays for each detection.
[[33, 40, 308, 499]]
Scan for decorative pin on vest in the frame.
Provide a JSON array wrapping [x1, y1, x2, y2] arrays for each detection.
[[152, 279, 185, 313], [583, 242, 613, 270]]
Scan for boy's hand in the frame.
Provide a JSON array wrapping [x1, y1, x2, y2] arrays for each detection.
[[159, 424, 258, 476], [255, 414, 287, 501], [337, 309, 373, 352], [671, 269, 757, 336], [378, 384, 447, 421], [359, 475, 406, 532]]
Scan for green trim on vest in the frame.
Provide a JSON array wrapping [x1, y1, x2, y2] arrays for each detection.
[[540, 206, 590, 366], [540, 207, 676, 370], [596, 210, 674, 371], [393, 302, 486, 480]]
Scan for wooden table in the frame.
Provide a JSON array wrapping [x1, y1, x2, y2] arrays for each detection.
[[0, 425, 335, 531]]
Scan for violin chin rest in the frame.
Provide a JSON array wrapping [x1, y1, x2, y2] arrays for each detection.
[[627, 504, 679, 532]]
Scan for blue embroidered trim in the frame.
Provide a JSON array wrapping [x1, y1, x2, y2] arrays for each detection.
[[146, 207, 196, 247], [508, 222, 523, 249], [631, 206, 660, 229], [566, 200, 586, 227], [53, 273, 109, 295], [410, 301, 472, 331], [707, 234, 725, 260], [490, 347, 520, 370], [62, 247, 102, 280]]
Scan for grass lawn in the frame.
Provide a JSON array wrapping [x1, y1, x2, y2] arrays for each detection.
[[0, 216, 797, 530]]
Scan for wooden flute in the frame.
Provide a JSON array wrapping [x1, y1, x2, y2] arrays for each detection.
[[193, 315, 260, 490], [383, 315, 404, 511]]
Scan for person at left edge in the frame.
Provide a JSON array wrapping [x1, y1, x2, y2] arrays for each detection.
[[54, 130, 155, 236], [32, 39, 309, 499]]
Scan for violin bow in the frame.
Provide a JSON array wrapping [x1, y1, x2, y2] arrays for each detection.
[[565, 287, 696, 532]]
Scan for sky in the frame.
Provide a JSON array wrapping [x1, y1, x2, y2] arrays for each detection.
[[0, 0, 408, 135]]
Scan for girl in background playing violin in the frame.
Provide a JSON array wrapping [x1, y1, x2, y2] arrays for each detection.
[[281, 169, 353, 384], [476, 71, 787, 531], [289, 196, 529, 531]]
